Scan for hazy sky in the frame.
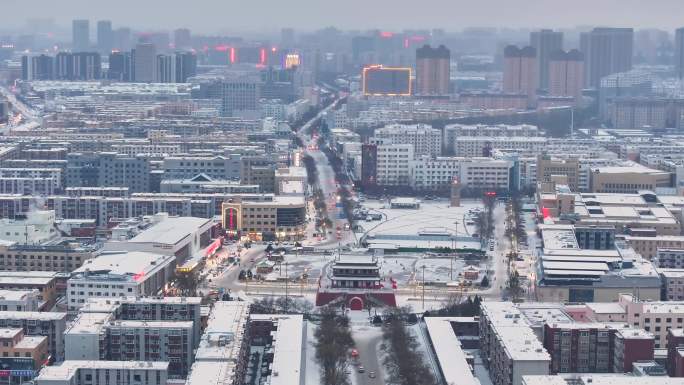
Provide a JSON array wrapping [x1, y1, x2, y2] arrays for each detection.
[[2, 0, 684, 34]]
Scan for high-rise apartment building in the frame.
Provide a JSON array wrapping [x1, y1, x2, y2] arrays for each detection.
[[503, 45, 537, 107], [675, 28, 684, 79], [108, 51, 133, 81], [281, 28, 295, 48], [548, 49, 584, 104], [96, 20, 113, 54], [530, 29, 563, 90], [415, 44, 450, 96], [21, 54, 54, 80], [156, 54, 175, 83], [133, 42, 156, 82], [55, 52, 101, 80], [173, 28, 191, 50], [175, 51, 197, 82], [581, 28, 634, 88], [72, 19, 89, 52]]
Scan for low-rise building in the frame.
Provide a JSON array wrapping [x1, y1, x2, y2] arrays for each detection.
[[34, 360, 169, 385], [590, 165, 671, 194], [543, 322, 654, 374], [187, 302, 249, 385], [0, 311, 66, 361], [222, 196, 306, 241], [480, 302, 551, 385], [67, 251, 176, 311], [103, 213, 213, 261]]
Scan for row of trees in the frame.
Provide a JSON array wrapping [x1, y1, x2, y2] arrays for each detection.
[[315, 307, 355, 385], [475, 194, 496, 241], [250, 296, 314, 315], [382, 308, 438, 385], [425, 295, 483, 317]]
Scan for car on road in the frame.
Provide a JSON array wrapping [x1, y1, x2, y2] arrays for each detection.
[[357, 366, 365, 373], [368, 371, 376, 379]]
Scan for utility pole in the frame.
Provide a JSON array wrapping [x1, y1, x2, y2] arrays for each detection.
[[421, 265, 426, 310], [285, 261, 289, 313]]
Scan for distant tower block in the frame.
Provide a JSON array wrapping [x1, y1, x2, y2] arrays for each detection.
[[450, 178, 462, 207]]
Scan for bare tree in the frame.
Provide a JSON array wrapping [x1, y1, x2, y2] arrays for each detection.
[[382, 307, 438, 385], [315, 307, 354, 385]]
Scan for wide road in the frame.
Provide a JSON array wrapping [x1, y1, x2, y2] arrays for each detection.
[[477, 202, 510, 299], [207, 96, 351, 293], [352, 323, 385, 385]]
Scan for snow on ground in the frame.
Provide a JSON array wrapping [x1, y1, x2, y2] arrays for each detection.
[[303, 320, 323, 385], [358, 198, 483, 238]]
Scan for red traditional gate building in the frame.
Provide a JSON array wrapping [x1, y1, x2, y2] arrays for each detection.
[[315, 255, 396, 309]]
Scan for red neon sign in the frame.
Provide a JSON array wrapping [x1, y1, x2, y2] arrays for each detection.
[[230, 47, 236, 63], [205, 238, 222, 257], [259, 48, 266, 65]]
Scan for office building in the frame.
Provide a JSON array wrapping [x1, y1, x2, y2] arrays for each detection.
[[530, 29, 563, 90], [96, 20, 113, 54], [103, 213, 213, 260], [548, 50, 584, 104], [536, 155, 580, 192], [35, 361, 168, 385], [503, 45, 537, 106], [240, 155, 277, 193], [162, 155, 242, 180], [220, 76, 262, 116], [409, 156, 513, 191], [222, 196, 306, 241], [173, 28, 191, 50], [375, 144, 414, 186], [581, 28, 634, 88], [590, 164, 670, 193], [133, 43, 157, 82], [373, 123, 442, 157], [361, 65, 411, 96], [72, 19, 89, 52], [676, 28, 684, 79], [415, 44, 450, 96], [66, 251, 176, 310]]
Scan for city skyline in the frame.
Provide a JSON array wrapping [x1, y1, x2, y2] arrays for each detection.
[[2, 0, 684, 34]]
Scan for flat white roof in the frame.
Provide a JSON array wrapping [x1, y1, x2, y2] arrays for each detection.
[[129, 216, 212, 245], [267, 315, 305, 385], [0, 311, 65, 321], [195, 301, 249, 362], [186, 361, 236, 385], [424, 317, 480, 385], [542, 261, 610, 271], [522, 375, 568, 385], [36, 360, 169, 381], [71, 251, 175, 281]]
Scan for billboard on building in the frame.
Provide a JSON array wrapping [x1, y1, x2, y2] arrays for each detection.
[[362, 65, 412, 96]]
